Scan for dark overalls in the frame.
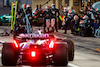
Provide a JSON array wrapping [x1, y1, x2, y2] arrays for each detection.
[[50, 8, 59, 32], [43, 10, 52, 32], [26, 8, 33, 26]]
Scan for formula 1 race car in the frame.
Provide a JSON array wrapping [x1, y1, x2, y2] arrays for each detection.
[[1, 33, 74, 66]]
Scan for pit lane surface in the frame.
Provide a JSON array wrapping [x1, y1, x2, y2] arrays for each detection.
[[0, 26, 100, 67]]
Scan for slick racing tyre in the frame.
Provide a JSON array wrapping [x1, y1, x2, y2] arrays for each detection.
[[2, 43, 18, 66], [67, 40, 74, 61], [53, 43, 68, 66]]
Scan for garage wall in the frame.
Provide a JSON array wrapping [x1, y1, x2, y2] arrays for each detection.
[[32, 0, 53, 10], [73, 0, 81, 12], [20, 0, 32, 6], [32, 0, 99, 12], [0, 0, 3, 7]]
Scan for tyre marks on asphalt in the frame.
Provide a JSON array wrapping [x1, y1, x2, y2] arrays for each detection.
[[76, 45, 100, 54]]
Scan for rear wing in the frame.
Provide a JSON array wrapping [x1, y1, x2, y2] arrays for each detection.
[[17, 33, 54, 39]]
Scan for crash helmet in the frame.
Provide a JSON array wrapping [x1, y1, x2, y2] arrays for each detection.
[[42, 8, 45, 13], [13, 3, 16, 8], [88, 7, 90, 11], [90, 8, 93, 12], [34, 10, 37, 14], [96, 8, 99, 12], [45, 6, 49, 10], [69, 10, 74, 14], [22, 4, 26, 10], [32, 10, 35, 17], [64, 7, 67, 12], [26, 4, 31, 9], [51, 3, 55, 9], [68, 12, 71, 17], [83, 15, 88, 20], [80, 20, 84, 25], [74, 15, 78, 21], [32, 9, 37, 14], [32, 10, 35, 14]]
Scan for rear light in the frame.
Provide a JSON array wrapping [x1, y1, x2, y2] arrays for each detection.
[[31, 51, 36, 57], [49, 41, 54, 48], [14, 40, 18, 48]]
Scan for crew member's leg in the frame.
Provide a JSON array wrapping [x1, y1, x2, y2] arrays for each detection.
[[64, 24, 67, 34], [58, 17, 62, 29], [55, 18, 58, 32], [71, 21, 74, 34], [44, 19, 46, 32]]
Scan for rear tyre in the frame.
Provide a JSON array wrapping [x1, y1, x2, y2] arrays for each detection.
[[2, 43, 18, 66], [67, 40, 74, 61], [54, 43, 68, 66]]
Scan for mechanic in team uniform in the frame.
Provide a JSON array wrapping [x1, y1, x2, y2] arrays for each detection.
[[26, 4, 33, 26], [18, 4, 26, 17], [15, 4, 26, 31], [43, 6, 52, 33], [32, 10, 39, 26], [26, 4, 32, 15], [63, 7, 70, 34], [94, 8, 100, 26], [58, 5, 63, 29], [50, 3, 59, 32], [38, 4, 43, 18], [68, 7, 75, 34], [87, 3, 95, 24], [93, 8, 100, 33], [38, 4, 43, 12], [14, 13, 27, 38], [71, 14, 80, 34]]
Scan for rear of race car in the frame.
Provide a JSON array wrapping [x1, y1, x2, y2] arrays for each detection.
[[14, 34, 54, 65], [19, 45, 47, 65], [2, 34, 73, 66]]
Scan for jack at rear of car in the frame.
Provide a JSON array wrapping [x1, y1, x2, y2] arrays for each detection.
[[1, 34, 74, 66]]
